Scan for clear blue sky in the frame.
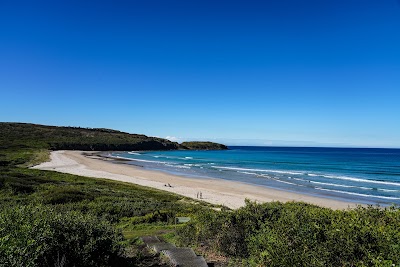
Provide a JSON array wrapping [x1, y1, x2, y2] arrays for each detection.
[[1, 0, 400, 148]]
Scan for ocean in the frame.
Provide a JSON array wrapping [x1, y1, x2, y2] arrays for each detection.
[[111, 146, 400, 206]]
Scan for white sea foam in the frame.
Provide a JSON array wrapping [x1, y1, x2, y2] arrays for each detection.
[[238, 171, 259, 175], [322, 174, 400, 187], [212, 166, 303, 175], [310, 181, 354, 188], [309, 180, 372, 189], [238, 171, 261, 176], [378, 188, 400, 192], [316, 188, 400, 200], [213, 164, 400, 188], [214, 165, 400, 191], [128, 152, 141, 155], [153, 155, 172, 159], [275, 180, 302, 186], [112, 156, 134, 161], [184, 164, 201, 167], [116, 157, 166, 164], [360, 187, 373, 190], [165, 164, 190, 169], [152, 155, 174, 159], [184, 157, 193, 159]]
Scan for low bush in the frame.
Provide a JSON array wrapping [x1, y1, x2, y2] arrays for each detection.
[[177, 200, 400, 267], [42, 187, 95, 204], [0, 205, 124, 267]]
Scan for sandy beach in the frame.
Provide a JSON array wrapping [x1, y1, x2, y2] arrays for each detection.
[[33, 150, 358, 209]]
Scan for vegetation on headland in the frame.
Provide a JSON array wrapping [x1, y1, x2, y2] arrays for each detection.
[[0, 122, 180, 151], [1, 122, 399, 266], [0, 122, 227, 153], [181, 141, 228, 150]]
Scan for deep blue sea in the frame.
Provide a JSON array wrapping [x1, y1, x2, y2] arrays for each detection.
[[111, 146, 400, 206]]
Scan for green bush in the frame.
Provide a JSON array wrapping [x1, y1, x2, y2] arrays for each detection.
[[0, 205, 124, 267], [177, 201, 400, 267]]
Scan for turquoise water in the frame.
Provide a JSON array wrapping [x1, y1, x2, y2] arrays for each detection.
[[112, 146, 400, 205]]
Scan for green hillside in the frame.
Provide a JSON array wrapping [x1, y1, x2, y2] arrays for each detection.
[[0, 122, 180, 151], [0, 122, 228, 152]]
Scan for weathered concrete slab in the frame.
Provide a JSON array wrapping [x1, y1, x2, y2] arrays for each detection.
[[163, 248, 208, 267], [164, 248, 197, 259], [173, 256, 208, 267], [140, 236, 208, 267], [141, 235, 161, 244], [151, 242, 176, 253]]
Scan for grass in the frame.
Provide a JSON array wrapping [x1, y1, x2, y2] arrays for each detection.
[[22, 149, 50, 167], [0, 166, 208, 219]]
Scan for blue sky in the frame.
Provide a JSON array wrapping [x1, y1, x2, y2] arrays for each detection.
[[1, 0, 400, 148]]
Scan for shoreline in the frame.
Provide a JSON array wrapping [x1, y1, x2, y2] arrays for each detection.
[[33, 150, 358, 210]]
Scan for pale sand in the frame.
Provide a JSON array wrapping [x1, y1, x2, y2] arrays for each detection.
[[32, 150, 358, 210]]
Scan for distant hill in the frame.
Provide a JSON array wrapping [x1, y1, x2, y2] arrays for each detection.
[[0, 122, 179, 151], [181, 141, 228, 150], [0, 122, 227, 151]]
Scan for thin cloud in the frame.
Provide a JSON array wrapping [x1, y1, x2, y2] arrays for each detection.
[[165, 136, 181, 142]]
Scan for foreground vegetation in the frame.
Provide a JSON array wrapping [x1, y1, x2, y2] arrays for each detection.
[[177, 200, 400, 267], [0, 165, 213, 266], [0, 141, 213, 266], [1, 122, 399, 266], [1, 205, 123, 267]]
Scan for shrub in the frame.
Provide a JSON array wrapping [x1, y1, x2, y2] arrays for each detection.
[[177, 201, 400, 267], [42, 187, 95, 204], [0, 205, 124, 267]]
